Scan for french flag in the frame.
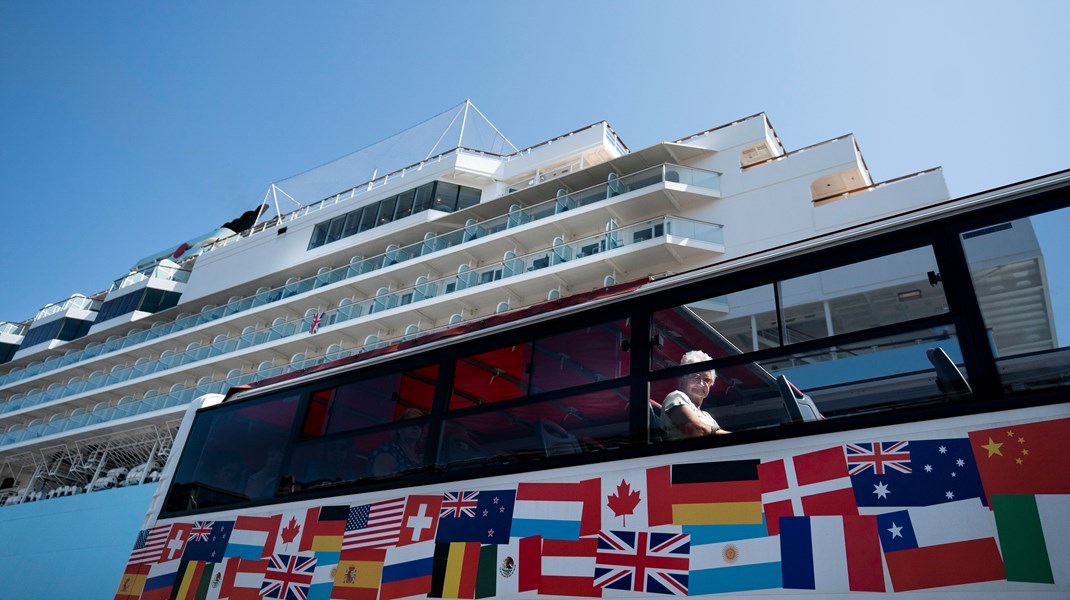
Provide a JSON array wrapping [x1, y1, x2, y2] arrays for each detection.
[[779, 515, 885, 592]]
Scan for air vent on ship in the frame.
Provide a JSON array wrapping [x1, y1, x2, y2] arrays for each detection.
[[740, 140, 776, 168]]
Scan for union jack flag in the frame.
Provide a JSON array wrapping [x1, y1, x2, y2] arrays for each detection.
[[261, 553, 316, 600], [595, 530, 690, 595], [441, 491, 479, 518], [845, 441, 911, 475], [308, 312, 323, 335], [188, 521, 214, 542]]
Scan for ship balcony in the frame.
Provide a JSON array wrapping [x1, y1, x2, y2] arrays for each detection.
[[0, 216, 724, 452], [0, 163, 719, 396]]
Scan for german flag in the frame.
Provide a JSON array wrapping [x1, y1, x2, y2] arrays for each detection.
[[647, 460, 762, 526]]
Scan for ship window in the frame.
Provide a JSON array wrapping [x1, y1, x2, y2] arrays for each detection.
[[358, 204, 378, 232], [97, 290, 145, 322], [433, 182, 460, 213], [306, 182, 482, 251], [412, 183, 434, 213], [324, 215, 346, 244], [456, 186, 481, 211], [140, 288, 181, 313], [378, 195, 399, 225], [394, 189, 416, 220], [0, 342, 16, 364], [341, 208, 363, 238], [20, 320, 63, 348], [309, 221, 330, 249]]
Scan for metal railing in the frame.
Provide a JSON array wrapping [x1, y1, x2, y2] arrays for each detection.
[[0, 164, 719, 392], [0, 215, 724, 445]]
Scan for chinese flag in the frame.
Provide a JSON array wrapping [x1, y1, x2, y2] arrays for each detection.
[[968, 417, 1070, 504]]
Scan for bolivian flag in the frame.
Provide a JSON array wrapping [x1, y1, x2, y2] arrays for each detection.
[[647, 460, 762, 526]]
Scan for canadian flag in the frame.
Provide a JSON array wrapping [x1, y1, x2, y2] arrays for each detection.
[[758, 446, 858, 535]]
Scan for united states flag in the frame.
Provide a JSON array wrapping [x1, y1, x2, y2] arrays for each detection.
[[129, 523, 191, 565], [440, 491, 479, 518], [343, 498, 406, 550], [261, 553, 316, 600], [595, 530, 690, 595], [846, 441, 911, 475]]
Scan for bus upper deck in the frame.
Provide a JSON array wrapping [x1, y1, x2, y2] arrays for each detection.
[[118, 169, 1070, 599]]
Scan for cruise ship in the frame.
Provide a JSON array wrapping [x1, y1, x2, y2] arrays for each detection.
[[0, 101, 1060, 598]]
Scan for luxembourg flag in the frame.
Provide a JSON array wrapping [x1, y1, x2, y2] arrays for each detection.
[[226, 514, 282, 560], [779, 515, 885, 592], [512, 479, 600, 540]]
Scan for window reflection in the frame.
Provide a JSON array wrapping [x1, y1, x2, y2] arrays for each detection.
[[440, 387, 630, 470], [164, 394, 299, 512], [963, 209, 1070, 391]]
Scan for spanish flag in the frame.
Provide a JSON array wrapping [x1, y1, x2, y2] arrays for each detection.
[[647, 459, 762, 526], [113, 563, 148, 600]]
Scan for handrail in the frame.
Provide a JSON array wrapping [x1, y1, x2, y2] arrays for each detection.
[[0, 214, 723, 446], [0, 164, 719, 392]]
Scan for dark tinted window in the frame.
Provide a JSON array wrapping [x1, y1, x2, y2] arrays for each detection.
[[433, 182, 459, 212], [164, 394, 300, 511], [456, 186, 481, 211]]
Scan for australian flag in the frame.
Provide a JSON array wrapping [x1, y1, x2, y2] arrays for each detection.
[[847, 438, 987, 507], [435, 489, 516, 544]]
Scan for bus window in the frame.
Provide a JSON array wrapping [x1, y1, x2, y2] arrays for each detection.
[[451, 320, 631, 409], [652, 285, 777, 370], [440, 386, 631, 469], [283, 418, 431, 492], [529, 319, 630, 394], [962, 208, 1070, 392], [302, 364, 438, 437], [759, 326, 966, 416], [163, 393, 300, 513], [451, 344, 530, 408]]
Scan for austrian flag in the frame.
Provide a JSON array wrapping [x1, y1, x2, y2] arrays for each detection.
[[759, 447, 858, 535]]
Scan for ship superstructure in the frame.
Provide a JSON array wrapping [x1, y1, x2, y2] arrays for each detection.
[[0, 100, 962, 507]]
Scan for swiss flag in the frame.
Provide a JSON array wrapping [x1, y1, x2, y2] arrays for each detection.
[[758, 447, 858, 535], [398, 495, 442, 546]]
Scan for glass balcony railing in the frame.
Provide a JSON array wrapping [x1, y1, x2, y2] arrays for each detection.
[[33, 295, 101, 322], [0, 163, 720, 392], [0, 215, 723, 428], [0, 323, 26, 337], [109, 263, 192, 293]]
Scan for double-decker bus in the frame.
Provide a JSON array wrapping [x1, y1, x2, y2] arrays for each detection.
[[116, 170, 1070, 599]]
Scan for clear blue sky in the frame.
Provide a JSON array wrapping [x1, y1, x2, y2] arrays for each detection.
[[1, 1, 1068, 324]]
